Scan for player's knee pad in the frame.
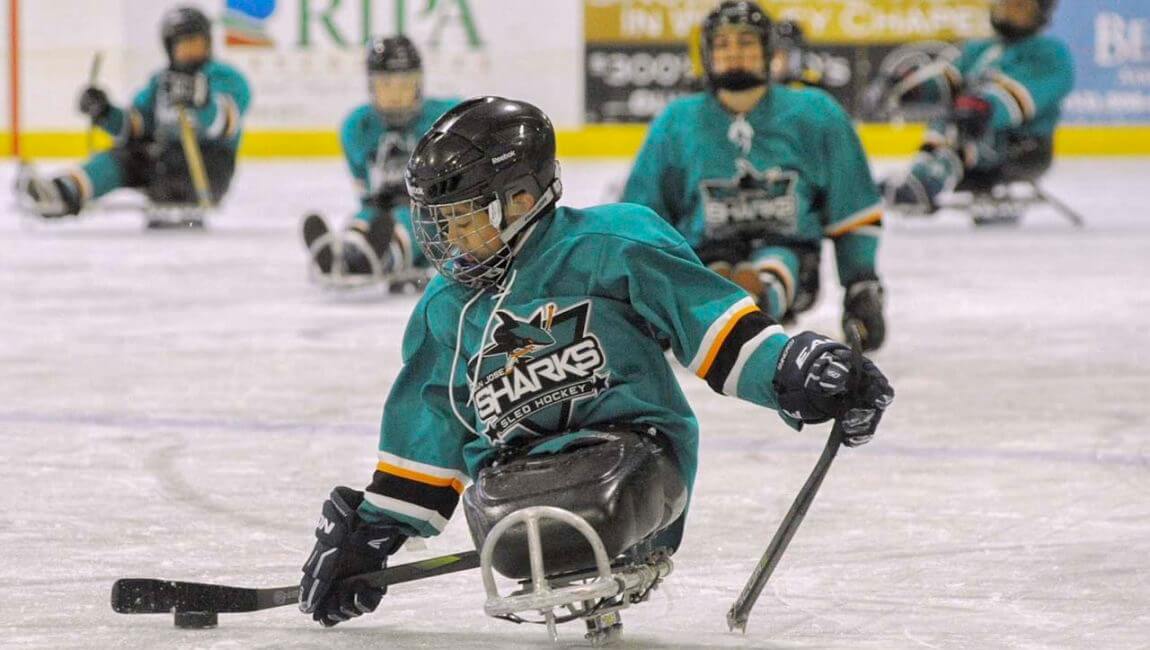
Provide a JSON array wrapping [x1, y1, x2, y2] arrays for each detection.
[[462, 429, 687, 579]]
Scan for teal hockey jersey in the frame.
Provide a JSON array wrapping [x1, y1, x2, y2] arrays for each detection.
[[96, 60, 251, 148], [928, 34, 1074, 145], [340, 98, 458, 224], [622, 86, 882, 288], [356, 202, 794, 537]]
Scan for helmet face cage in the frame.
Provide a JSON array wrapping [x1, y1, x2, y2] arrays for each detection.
[[405, 96, 562, 289], [411, 194, 513, 289]]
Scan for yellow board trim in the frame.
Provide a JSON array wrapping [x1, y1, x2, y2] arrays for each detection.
[[5, 124, 1150, 159]]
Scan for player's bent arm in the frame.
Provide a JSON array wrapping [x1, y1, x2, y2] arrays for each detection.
[[829, 230, 880, 289], [815, 93, 884, 289], [94, 104, 146, 142], [621, 107, 683, 228], [591, 225, 790, 412], [339, 106, 373, 192], [194, 69, 250, 142], [356, 290, 473, 538], [976, 40, 1075, 131], [102, 80, 159, 142]]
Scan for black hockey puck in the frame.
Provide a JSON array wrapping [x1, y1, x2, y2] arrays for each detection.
[[173, 611, 218, 629]]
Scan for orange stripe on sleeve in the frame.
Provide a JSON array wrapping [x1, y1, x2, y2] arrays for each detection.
[[375, 461, 467, 495], [695, 304, 759, 379], [827, 210, 883, 238]]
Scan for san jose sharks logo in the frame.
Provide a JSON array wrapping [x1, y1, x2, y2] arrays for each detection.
[[468, 301, 610, 442], [483, 312, 556, 373], [700, 159, 799, 240]]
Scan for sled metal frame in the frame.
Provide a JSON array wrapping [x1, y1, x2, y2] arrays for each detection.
[[480, 506, 672, 646], [939, 179, 1085, 228]]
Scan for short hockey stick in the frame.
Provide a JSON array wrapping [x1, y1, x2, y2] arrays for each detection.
[[726, 326, 865, 633], [112, 550, 480, 620], [176, 107, 213, 210], [86, 52, 103, 156]]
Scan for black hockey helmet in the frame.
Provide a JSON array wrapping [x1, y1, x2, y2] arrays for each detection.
[[367, 35, 422, 74], [991, 0, 1058, 41], [161, 6, 212, 69], [701, 1, 774, 91], [773, 19, 805, 49], [406, 96, 562, 288]]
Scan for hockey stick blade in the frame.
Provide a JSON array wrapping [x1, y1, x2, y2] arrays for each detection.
[[111, 578, 273, 614], [112, 550, 480, 615]]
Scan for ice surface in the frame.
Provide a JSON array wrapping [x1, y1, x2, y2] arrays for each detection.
[[1, 157, 1149, 649]]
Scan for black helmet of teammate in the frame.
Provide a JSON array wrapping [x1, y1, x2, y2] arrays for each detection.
[[991, 0, 1057, 41], [367, 35, 422, 74], [161, 6, 212, 71], [701, 1, 773, 91], [406, 96, 562, 289], [773, 19, 805, 50], [366, 35, 423, 125]]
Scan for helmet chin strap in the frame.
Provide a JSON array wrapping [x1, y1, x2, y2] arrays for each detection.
[[496, 177, 563, 245]]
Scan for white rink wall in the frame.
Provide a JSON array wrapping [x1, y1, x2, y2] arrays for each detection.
[[13, 0, 584, 132]]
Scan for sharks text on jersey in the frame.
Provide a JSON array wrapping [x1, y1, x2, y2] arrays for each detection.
[[468, 301, 610, 440]]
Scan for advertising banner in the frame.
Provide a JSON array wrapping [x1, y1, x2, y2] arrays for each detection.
[[584, 0, 994, 123], [1051, 1, 1150, 124], [209, 0, 582, 128]]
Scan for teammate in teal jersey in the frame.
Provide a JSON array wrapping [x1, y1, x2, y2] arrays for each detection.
[[296, 96, 894, 627], [301, 35, 458, 287], [15, 7, 251, 222], [622, 1, 887, 352], [880, 0, 1074, 214]]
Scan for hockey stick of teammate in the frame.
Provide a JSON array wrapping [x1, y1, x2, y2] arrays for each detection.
[[111, 550, 479, 626], [86, 53, 103, 156], [177, 107, 213, 210], [726, 326, 866, 633]]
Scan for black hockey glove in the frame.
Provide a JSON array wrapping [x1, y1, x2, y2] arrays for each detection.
[[953, 94, 993, 140], [843, 280, 886, 352], [162, 71, 209, 109], [773, 332, 894, 447], [77, 86, 110, 120], [299, 486, 407, 627]]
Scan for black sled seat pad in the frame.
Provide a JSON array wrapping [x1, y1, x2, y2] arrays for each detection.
[[462, 430, 687, 580]]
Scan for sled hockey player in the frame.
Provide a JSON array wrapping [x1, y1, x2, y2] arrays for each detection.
[[297, 96, 894, 639], [302, 35, 457, 290], [622, 1, 887, 352], [15, 6, 250, 228], [878, 0, 1074, 217]]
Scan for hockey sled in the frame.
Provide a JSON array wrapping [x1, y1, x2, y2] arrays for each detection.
[[463, 430, 686, 645], [302, 213, 431, 294], [941, 136, 1084, 227], [939, 174, 1085, 228]]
